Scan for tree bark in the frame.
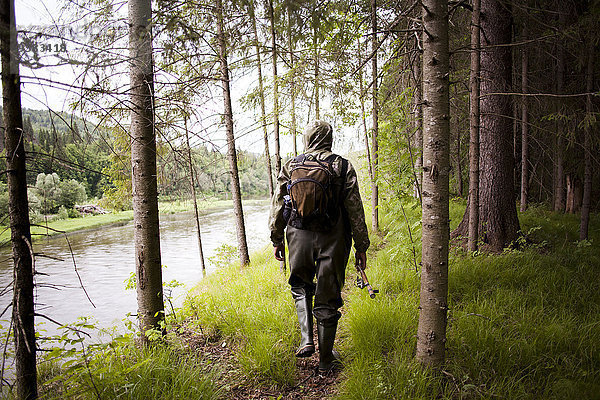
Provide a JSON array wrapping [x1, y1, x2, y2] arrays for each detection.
[[416, 0, 450, 367], [357, 38, 374, 183], [129, 0, 165, 343], [414, 42, 423, 201], [216, 0, 250, 266], [455, 116, 463, 197], [454, 0, 519, 252], [554, 7, 566, 212], [520, 22, 529, 212], [1, 0, 37, 396], [268, 0, 281, 175], [467, 0, 480, 252], [184, 116, 205, 271], [287, 7, 298, 156], [312, 10, 320, 120], [250, 6, 274, 197], [579, 35, 594, 241], [371, 0, 379, 233]]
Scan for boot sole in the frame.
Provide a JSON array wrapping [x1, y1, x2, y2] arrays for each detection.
[[295, 345, 315, 358]]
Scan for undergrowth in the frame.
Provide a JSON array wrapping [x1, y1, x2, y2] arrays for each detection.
[[25, 200, 600, 399]]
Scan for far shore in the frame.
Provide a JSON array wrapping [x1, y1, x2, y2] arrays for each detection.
[[0, 197, 269, 248]]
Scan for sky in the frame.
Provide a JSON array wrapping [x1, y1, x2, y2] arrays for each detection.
[[11, 0, 363, 156]]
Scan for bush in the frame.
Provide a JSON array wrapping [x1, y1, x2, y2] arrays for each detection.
[[30, 173, 87, 216], [58, 179, 87, 209]]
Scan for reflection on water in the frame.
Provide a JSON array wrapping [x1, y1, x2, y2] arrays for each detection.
[[0, 202, 270, 336]]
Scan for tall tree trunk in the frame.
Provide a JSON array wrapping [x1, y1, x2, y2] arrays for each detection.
[[520, 22, 529, 212], [216, 0, 250, 266], [479, 0, 519, 250], [1, 0, 37, 396], [287, 7, 298, 156], [554, 7, 566, 212], [184, 116, 205, 271], [129, 0, 164, 343], [312, 12, 320, 120], [416, 0, 450, 367], [455, 115, 463, 197], [579, 35, 594, 240], [250, 6, 274, 197], [371, 0, 380, 233], [467, 0, 480, 252], [454, 0, 519, 252], [268, 0, 281, 174], [414, 41, 423, 201], [357, 38, 374, 183]]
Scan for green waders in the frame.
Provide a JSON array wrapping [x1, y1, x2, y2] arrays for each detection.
[[286, 217, 351, 372]]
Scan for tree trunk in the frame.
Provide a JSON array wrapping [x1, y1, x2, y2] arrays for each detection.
[[454, 0, 519, 252], [312, 12, 320, 120], [467, 0, 480, 252], [287, 7, 298, 156], [184, 116, 205, 271], [579, 35, 594, 240], [455, 118, 463, 197], [129, 0, 165, 343], [1, 0, 37, 396], [554, 7, 566, 212], [357, 38, 374, 182], [371, 0, 379, 233], [414, 43, 423, 201], [216, 0, 250, 266], [268, 0, 281, 175], [250, 7, 274, 197], [416, 0, 450, 367], [520, 22, 529, 212]]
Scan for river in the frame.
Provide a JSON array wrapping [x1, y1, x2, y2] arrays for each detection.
[[0, 202, 271, 337]]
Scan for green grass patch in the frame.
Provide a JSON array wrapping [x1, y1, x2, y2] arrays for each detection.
[[336, 201, 600, 399], [35, 340, 222, 400], [184, 247, 298, 386]]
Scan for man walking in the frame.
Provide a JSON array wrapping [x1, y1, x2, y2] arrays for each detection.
[[269, 120, 370, 373]]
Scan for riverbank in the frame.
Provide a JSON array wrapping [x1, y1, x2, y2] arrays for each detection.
[[32, 201, 600, 399], [0, 198, 268, 247]]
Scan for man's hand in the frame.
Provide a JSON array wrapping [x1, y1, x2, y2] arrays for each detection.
[[274, 243, 285, 261], [355, 252, 367, 270]]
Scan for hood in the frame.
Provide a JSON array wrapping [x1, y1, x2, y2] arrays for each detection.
[[303, 120, 333, 152]]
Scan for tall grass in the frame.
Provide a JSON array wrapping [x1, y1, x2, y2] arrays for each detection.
[[184, 248, 298, 386], [36, 341, 222, 399], [336, 201, 600, 399]]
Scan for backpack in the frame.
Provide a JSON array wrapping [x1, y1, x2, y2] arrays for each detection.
[[285, 153, 348, 232]]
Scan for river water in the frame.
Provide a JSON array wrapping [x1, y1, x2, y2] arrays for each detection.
[[0, 202, 271, 337]]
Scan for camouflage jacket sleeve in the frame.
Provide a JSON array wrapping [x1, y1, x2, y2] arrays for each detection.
[[268, 159, 291, 246], [341, 160, 370, 253]]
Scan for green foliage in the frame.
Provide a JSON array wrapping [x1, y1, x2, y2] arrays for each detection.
[[185, 248, 297, 386], [30, 173, 87, 215], [36, 323, 222, 400], [337, 202, 600, 399]]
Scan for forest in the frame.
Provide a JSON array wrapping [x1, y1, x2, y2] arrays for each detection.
[[1, 0, 598, 399]]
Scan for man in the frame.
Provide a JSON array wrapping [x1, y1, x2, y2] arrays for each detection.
[[269, 120, 370, 373]]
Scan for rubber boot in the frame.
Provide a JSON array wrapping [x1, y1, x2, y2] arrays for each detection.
[[292, 288, 315, 357], [317, 320, 342, 373]]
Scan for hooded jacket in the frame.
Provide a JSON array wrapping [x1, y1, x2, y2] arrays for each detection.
[[268, 121, 370, 253]]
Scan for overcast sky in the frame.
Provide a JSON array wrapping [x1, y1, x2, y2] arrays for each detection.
[[11, 0, 362, 155]]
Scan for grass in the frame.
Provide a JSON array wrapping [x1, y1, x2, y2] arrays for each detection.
[[35, 340, 223, 400], [183, 248, 298, 386], [31, 199, 600, 399]]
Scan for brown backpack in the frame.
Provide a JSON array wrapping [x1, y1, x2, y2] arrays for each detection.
[[286, 153, 347, 232]]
